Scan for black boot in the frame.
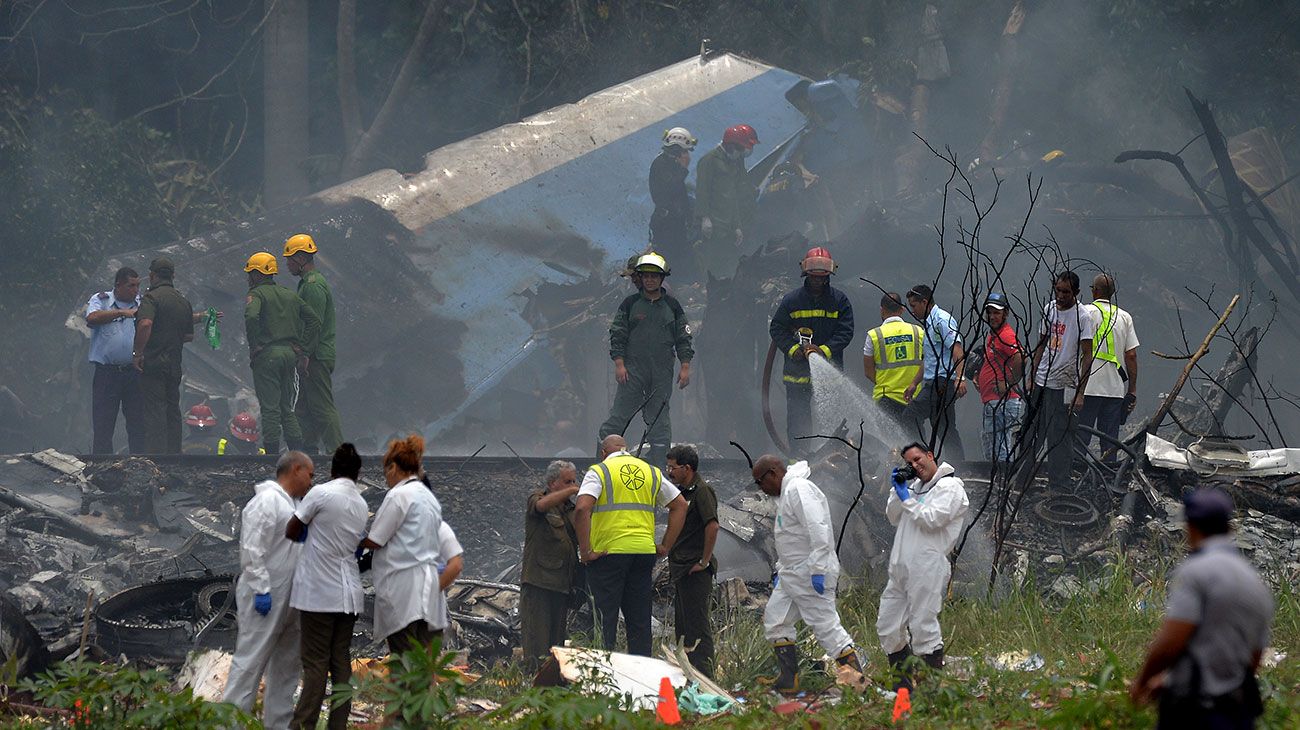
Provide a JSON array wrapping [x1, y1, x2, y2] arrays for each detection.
[[921, 647, 944, 671], [887, 647, 913, 692], [771, 641, 800, 694]]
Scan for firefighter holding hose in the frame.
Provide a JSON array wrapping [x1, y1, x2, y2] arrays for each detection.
[[768, 247, 854, 451]]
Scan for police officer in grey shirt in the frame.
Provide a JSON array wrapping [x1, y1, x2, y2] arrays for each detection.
[[1130, 488, 1274, 729]]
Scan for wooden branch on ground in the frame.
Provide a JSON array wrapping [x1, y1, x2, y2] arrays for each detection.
[[1145, 293, 1240, 435]]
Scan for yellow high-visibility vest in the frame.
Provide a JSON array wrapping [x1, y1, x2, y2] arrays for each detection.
[[1091, 301, 1120, 367], [589, 454, 661, 554], [868, 320, 924, 404]]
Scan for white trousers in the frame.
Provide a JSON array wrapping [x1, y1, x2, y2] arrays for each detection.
[[875, 559, 949, 655], [762, 572, 853, 656], [222, 580, 302, 730]]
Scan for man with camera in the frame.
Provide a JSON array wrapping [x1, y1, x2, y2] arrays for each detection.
[[878, 442, 969, 690]]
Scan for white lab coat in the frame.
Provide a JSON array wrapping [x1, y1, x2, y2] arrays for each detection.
[[762, 461, 854, 655], [876, 461, 969, 655], [369, 477, 447, 641], [222, 480, 302, 730]]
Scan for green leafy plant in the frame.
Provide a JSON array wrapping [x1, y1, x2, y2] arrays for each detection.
[[337, 638, 467, 729], [18, 660, 255, 729]]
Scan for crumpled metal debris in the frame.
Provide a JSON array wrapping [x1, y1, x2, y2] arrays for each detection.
[[987, 651, 1045, 672], [546, 646, 687, 712]]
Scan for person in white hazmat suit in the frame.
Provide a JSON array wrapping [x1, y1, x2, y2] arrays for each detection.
[[878, 442, 969, 691], [752, 455, 862, 693], [222, 451, 314, 729]]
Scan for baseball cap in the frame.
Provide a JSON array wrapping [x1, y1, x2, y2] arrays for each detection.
[[1183, 487, 1234, 525], [149, 257, 175, 277], [984, 292, 1009, 310]]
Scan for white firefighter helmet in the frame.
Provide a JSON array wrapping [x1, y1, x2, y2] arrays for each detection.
[[662, 127, 697, 152], [634, 252, 670, 276]]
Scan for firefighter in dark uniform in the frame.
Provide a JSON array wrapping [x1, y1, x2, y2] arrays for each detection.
[[243, 252, 321, 454], [284, 233, 344, 454], [768, 247, 855, 451], [132, 257, 194, 454], [648, 127, 696, 268], [597, 253, 693, 466]]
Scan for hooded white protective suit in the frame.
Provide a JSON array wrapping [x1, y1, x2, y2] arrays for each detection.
[[762, 461, 855, 655], [876, 461, 968, 655], [222, 479, 302, 729]]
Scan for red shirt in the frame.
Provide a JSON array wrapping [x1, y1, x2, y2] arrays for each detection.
[[976, 322, 1023, 403]]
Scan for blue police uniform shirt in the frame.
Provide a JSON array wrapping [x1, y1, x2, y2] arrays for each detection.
[[922, 305, 962, 381], [86, 291, 140, 366]]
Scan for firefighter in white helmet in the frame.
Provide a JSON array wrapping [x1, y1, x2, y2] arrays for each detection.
[[598, 253, 693, 465], [648, 127, 697, 267]]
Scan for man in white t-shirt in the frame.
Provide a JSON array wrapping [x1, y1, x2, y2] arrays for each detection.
[[285, 445, 369, 730], [1025, 271, 1096, 492], [1080, 274, 1138, 464]]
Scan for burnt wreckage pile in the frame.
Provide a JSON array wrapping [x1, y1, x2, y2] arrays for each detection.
[[0, 423, 1297, 677]]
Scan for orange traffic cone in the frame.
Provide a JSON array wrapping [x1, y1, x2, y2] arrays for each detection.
[[656, 676, 681, 725], [892, 687, 911, 723]]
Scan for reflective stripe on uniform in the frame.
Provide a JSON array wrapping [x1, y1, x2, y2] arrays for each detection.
[[1091, 302, 1120, 367], [869, 322, 924, 403], [217, 438, 228, 455], [783, 375, 811, 384], [789, 309, 840, 319], [590, 456, 661, 554]]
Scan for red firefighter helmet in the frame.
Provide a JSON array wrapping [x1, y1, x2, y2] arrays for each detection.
[[801, 246, 837, 275], [184, 404, 217, 428], [230, 412, 260, 443], [722, 124, 759, 149]]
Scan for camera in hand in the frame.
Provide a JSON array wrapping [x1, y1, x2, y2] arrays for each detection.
[[896, 464, 917, 481]]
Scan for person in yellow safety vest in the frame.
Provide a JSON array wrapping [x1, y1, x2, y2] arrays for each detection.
[[573, 434, 686, 657], [1080, 274, 1139, 465], [863, 292, 924, 434], [219, 412, 268, 455]]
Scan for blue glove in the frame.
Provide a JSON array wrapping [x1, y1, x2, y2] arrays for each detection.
[[891, 468, 910, 502], [295, 524, 309, 543], [355, 533, 368, 559], [254, 593, 272, 616], [811, 574, 825, 595], [772, 573, 779, 589]]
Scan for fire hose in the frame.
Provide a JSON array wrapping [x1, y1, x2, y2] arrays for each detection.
[[761, 340, 790, 456]]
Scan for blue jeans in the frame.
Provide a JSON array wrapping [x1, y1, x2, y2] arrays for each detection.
[[981, 398, 1024, 462]]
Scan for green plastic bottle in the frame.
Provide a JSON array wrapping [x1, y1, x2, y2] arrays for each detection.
[[205, 307, 221, 349]]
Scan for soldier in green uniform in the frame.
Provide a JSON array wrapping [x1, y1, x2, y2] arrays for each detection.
[[665, 444, 719, 677], [519, 459, 580, 670], [132, 257, 194, 453], [694, 124, 758, 282], [243, 252, 321, 454], [283, 233, 344, 453], [597, 252, 693, 466]]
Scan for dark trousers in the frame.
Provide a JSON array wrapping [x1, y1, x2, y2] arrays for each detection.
[[519, 584, 569, 668], [387, 620, 440, 656], [673, 568, 715, 677], [1023, 387, 1075, 491], [586, 553, 656, 656], [139, 368, 181, 454], [785, 383, 813, 454], [877, 396, 921, 438], [910, 377, 965, 463], [91, 364, 144, 454], [598, 365, 673, 461], [1158, 698, 1255, 730], [1078, 395, 1124, 464], [291, 611, 356, 730]]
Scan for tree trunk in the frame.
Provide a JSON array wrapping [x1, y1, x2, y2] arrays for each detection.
[[977, 1, 1025, 163], [263, 0, 311, 208]]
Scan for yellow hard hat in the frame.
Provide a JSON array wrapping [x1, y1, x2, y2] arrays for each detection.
[[244, 252, 278, 275], [283, 233, 317, 256]]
